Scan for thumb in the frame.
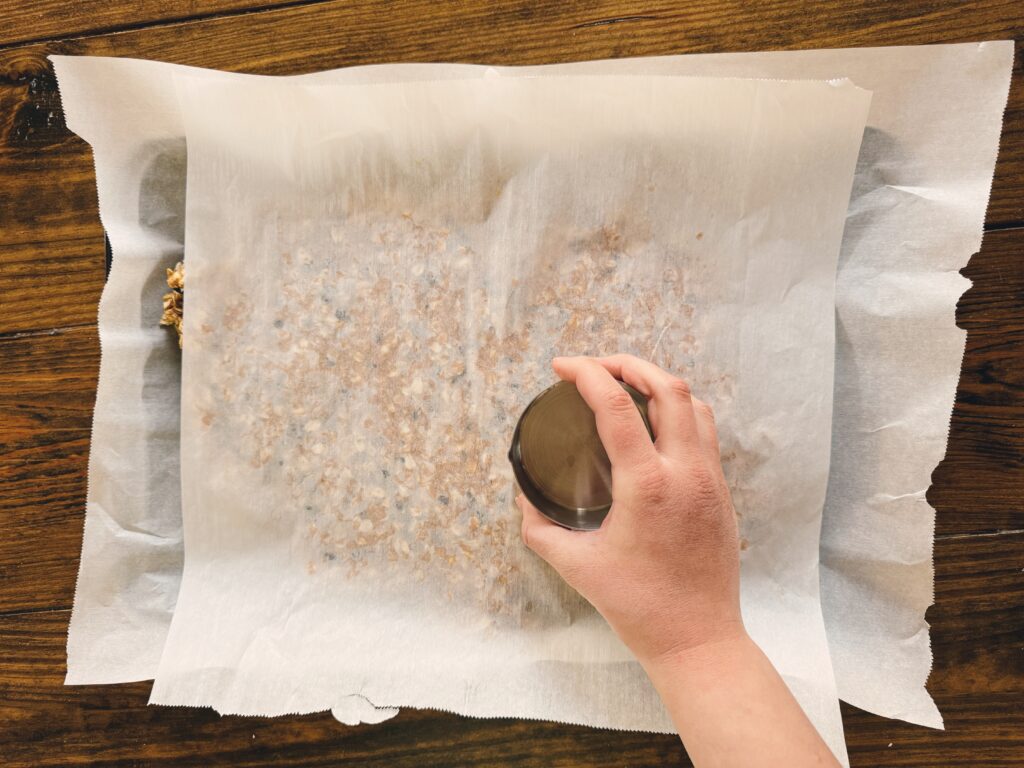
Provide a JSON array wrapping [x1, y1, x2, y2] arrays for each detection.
[[517, 494, 587, 572]]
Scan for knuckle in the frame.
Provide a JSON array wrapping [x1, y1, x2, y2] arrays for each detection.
[[621, 358, 644, 379], [666, 378, 692, 402], [689, 465, 723, 503], [696, 400, 715, 422], [603, 386, 637, 418]]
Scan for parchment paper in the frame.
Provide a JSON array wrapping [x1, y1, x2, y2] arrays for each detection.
[[53, 42, 1013, 731], [149, 72, 868, 764]]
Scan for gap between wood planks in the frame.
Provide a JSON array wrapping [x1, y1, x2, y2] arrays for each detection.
[[571, 15, 661, 30], [0, 323, 95, 341], [0, 605, 72, 620], [0, 0, 336, 52], [936, 528, 1024, 540], [983, 220, 1024, 232]]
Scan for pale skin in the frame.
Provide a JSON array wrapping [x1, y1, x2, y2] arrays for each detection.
[[518, 354, 841, 768]]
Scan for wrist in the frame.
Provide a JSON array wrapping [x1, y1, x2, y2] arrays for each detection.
[[638, 624, 754, 687]]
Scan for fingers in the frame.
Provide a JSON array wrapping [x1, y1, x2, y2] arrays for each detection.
[[552, 356, 656, 470], [517, 494, 582, 568], [596, 354, 699, 459]]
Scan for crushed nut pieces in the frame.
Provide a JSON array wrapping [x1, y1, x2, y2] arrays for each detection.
[[160, 261, 185, 348], [192, 212, 747, 614]]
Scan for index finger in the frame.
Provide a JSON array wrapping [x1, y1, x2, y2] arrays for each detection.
[[552, 356, 656, 470]]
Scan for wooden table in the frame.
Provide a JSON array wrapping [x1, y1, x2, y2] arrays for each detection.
[[1, 2, 1021, 765]]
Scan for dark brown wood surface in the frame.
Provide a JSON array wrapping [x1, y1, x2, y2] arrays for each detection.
[[0, 0, 305, 48], [0, 1, 1021, 765]]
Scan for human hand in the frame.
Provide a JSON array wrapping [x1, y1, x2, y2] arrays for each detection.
[[517, 354, 744, 668], [518, 355, 839, 767]]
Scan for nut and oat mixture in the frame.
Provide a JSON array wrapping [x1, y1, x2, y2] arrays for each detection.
[[196, 212, 743, 613], [160, 261, 185, 347]]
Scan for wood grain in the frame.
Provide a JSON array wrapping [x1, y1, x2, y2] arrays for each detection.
[[0, 0, 309, 48], [0, 326, 97, 612], [1, 532, 1019, 767], [931, 227, 1024, 535], [0, 326, 99, 463], [0, 2, 1022, 334], [0, 238, 103, 340]]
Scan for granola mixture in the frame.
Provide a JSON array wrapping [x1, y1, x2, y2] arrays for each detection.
[[160, 260, 185, 348], [196, 213, 743, 613]]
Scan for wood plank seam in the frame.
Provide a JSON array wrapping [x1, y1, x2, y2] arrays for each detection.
[[0, 323, 95, 342], [0, 605, 73, 620], [0, 0, 338, 53], [571, 15, 662, 30], [935, 528, 1024, 540], [984, 220, 1024, 231]]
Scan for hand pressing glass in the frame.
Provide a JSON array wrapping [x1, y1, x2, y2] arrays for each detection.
[[518, 354, 840, 768]]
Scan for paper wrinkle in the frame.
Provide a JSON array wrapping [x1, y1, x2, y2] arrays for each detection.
[[884, 184, 941, 202], [52, 42, 1012, 736], [824, 545, 933, 570], [94, 501, 174, 543], [864, 420, 905, 434], [870, 490, 928, 505]]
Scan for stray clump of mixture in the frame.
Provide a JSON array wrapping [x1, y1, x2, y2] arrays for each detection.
[[160, 261, 185, 348], [195, 212, 740, 614]]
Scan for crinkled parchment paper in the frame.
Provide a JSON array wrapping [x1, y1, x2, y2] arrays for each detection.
[[53, 41, 1012, 734], [146, 73, 869, 766]]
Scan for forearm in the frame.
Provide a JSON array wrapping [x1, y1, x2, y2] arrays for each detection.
[[640, 633, 840, 768]]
